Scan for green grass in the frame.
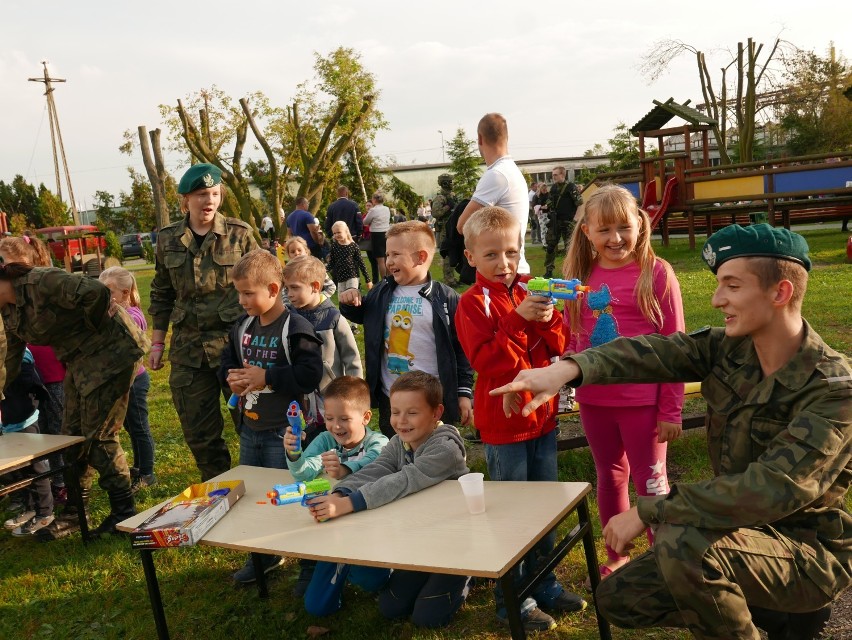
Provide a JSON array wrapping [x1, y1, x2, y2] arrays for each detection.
[[1, 226, 849, 639]]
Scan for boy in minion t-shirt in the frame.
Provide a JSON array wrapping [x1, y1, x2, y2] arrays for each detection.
[[339, 221, 474, 439], [218, 249, 323, 585]]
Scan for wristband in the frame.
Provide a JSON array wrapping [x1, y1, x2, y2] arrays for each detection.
[[151, 343, 165, 352]]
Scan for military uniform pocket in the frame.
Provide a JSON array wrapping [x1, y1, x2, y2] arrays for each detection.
[[750, 417, 787, 460], [212, 249, 240, 287]]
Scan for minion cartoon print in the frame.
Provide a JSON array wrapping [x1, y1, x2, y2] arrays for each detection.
[[386, 309, 414, 374]]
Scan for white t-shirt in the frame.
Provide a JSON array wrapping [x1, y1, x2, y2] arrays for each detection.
[[261, 215, 274, 232], [471, 155, 530, 273], [380, 285, 439, 396]]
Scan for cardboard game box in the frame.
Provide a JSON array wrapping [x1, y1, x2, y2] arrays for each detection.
[[130, 480, 245, 549]]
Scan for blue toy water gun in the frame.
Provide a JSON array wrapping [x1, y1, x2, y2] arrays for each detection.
[[526, 277, 590, 303], [227, 393, 240, 409], [266, 478, 331, 506], [287, 400, 306, 454]]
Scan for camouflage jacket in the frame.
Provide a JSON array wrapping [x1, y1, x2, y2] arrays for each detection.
[[571, 322, 852, 597], [149, 212, 258, 368], [431, 189, 455, 223], [2, 268, 146, 396]]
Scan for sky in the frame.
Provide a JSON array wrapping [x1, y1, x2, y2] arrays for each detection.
[[2, 0, 850, 211]]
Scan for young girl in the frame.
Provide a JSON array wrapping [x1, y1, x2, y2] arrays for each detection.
[[0, 236, 68, 504], [562, 183, 685, 578], [283, 237, 336, 302], [100, 267, 156, 494], [327, 221, 371, 294], [2, 347, 53, 537]]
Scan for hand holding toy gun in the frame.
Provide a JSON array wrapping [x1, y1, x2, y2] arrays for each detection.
[[266, 478, 331, 506], [287, 400, 306, 454], [526, 277, 590, 304]]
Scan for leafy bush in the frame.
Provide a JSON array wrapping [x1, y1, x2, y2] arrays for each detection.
[[142, 239, 155, 264], [104, 230, 123, 263]]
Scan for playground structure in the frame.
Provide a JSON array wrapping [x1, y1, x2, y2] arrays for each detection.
[[582, 98, 852, 248]]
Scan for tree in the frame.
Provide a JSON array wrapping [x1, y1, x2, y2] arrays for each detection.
[[387, 176, 421, 219], [606, 123, 642, 171], [118, 168, 157, 233], [0, 176, 41, 227], [639, 37, 787, 164], [120, 127, 172, 231], [280, 47, 386, 213], [38, 186, 71, 227], [778, 46, 852, 155], [93, 190, 118, 232], [341, 137, 384, 208], [446, 128, 481, 198]]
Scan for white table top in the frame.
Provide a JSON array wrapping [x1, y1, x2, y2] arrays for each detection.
[[0, 432, 84, 474], [119, 465, 591, 579]]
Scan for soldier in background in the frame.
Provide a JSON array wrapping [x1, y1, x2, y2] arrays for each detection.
[[149, 164, 259, 481], [0, 264, 147, 537], [492, 224, 850, 640], [542, 166, 582, 278], [431, 173, 458, 287]]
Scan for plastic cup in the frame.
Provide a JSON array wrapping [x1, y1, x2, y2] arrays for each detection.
[[458, 473, 486, 514]]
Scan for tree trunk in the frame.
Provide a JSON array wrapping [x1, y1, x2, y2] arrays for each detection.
[[351, 141, 368, 203], [240, 97, 284, 237], [137, 126, 170, 230]]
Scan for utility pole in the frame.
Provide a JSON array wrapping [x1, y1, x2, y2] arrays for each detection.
[[29, 61, 80, 224], [438, 130, 445, 163]]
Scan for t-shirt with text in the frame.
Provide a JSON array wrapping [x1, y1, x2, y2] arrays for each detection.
[[380, 285, 439, 395]]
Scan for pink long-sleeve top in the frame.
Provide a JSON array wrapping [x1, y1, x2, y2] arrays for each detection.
[[564, 259, 685, 424]]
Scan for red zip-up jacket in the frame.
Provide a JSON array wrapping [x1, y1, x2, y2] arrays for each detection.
[[456, 272, 565, 445]]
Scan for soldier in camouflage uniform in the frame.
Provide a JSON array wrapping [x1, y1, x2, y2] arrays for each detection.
[[542, 166, 582, 278], [149, 164, 259, 481], [492, 224, 850, 640], [0, 264, 147, 536], [432, 173, 458, 287]]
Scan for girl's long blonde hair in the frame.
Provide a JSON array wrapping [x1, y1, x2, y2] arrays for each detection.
[[99, 266, 141, 307], [331, 221, 353, 244], [562, 183, 669, 335]]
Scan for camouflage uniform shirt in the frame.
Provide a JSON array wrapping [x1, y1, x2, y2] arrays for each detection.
[[571, 322, 852, 599], [149, 212, 258, 369], [2, 268, 145, 396]]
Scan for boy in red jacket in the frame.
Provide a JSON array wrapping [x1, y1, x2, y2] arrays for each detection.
[[456, 206, 586, 633]]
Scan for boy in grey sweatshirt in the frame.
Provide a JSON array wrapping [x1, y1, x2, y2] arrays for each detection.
[[303, 371, 472, 628]]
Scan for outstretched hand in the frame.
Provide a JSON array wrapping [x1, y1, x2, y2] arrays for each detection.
[[489, 359, 580, 417]]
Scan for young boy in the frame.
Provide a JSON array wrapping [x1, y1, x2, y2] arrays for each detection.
[[283, 375, 388, 597], [492, 224, 850, 640], [218, 249, 323, 584], [284, 256, 362, 438], [303, 371, 472, 628], [339, 221, 474, 439], [455, 207, 587, 632]]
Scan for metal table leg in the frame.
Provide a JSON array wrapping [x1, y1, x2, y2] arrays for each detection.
[[141, 549, 171, 640], [500, 571, 526, 640], [578, 498, 612, 640]]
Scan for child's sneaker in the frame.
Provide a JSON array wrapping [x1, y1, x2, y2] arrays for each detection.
[[232, 553, 284, 585], [12, 514, 55, 536], [131, 473, 157, 495], [4, 510, 35, 530], [496, 606, 557, 632]]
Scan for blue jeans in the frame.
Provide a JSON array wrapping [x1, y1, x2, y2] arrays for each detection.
[[125, 371, 155, 476], [238, 426, 287, 469], [485, 430, 564, 615], [304, 562, 390, 616]]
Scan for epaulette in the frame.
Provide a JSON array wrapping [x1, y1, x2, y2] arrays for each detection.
[[224, 217, 252, 230], [688, 325, 712, 336]]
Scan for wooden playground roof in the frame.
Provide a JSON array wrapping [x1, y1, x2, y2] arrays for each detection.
[[630, 98, 716, 135]]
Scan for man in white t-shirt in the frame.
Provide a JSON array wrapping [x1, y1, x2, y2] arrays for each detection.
[[456, 113, 530, 274], [260, 214, 275, 243]]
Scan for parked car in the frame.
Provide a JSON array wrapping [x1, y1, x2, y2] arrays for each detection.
[[120, 232, 151, 258], [35, 225, 107, 271]]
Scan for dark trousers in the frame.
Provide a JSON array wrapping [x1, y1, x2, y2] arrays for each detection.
[[377, 392, 394, 439], [379, 570, 471, 628], [38, 381, 66, 485], [544, 218, 576, 276]]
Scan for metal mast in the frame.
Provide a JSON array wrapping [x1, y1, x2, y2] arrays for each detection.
[[28, 61, 80, 224]]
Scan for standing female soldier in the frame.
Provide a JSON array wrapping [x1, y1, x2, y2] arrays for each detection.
[[149, 164, 258, 480], [0, 263, 147, 536]]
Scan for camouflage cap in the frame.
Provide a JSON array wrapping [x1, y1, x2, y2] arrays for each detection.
[[702, 223, 811, 273], [178, 163, 222, 194], [438, 173, 452, 189]]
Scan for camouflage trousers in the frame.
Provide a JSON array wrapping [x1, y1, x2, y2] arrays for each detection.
[[543, 218, 576, 276], [170, 363, 235, 481], [62, 362, 136, 494], [434, 226, 458, 286], [596, 523, 833, 640]]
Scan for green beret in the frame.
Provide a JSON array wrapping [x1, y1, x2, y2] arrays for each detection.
[[702, 223, 811, 273], [178, 163, 222, 194]]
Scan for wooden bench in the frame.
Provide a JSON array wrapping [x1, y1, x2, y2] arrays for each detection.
[[556, 382, 704, 451]]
